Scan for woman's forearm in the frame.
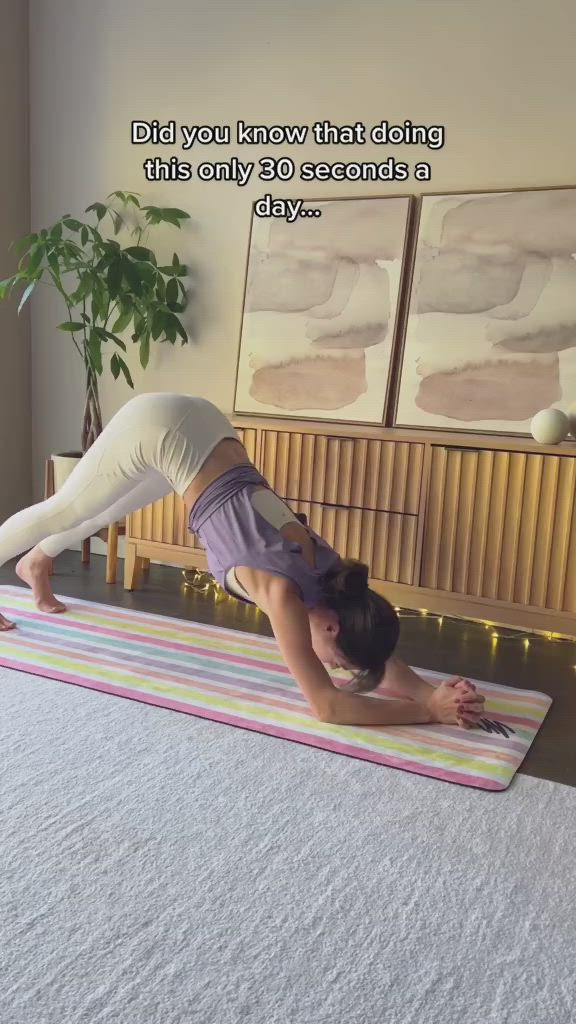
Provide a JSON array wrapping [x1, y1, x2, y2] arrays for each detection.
[[379, 657, 435, 703], [323, 689, 432, 727]]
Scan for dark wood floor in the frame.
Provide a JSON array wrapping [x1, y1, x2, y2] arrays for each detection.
[[1, 551, 574, 788]]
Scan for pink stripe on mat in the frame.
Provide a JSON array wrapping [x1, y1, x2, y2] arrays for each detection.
[[0, 586, 552, 791]]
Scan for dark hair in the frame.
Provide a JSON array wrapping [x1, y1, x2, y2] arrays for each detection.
[[319, 559, 400, 693]]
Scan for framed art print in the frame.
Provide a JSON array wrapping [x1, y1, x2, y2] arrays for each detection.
[[234, 195, 413, 424], [394, 187, 576, 434]]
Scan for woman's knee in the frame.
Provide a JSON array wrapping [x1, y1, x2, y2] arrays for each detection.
[[41, 493, 89, 532]]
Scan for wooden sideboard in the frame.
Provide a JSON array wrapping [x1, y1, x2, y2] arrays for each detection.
[[125, 418, 576, 638]]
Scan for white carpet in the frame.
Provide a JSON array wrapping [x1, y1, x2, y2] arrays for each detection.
[[1, 664, 574, 1024]]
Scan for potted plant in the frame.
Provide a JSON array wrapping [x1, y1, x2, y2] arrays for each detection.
[[0, 191, 191, 486]]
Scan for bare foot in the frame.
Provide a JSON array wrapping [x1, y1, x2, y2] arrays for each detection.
[[0, 613, 16, 631], [15, 549, 67, 614]]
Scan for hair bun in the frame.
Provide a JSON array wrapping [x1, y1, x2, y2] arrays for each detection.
[[323, 559, 369, 600]]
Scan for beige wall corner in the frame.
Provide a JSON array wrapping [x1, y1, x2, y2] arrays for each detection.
[[0, 0, 31, 520]]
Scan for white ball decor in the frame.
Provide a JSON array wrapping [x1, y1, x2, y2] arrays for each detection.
[[567, 402, 576, 439], [530, 408, 569, 445]]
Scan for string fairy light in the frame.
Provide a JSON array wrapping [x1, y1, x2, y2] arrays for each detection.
[[387, 604, 574, 646], [181, 570, 575, 646]]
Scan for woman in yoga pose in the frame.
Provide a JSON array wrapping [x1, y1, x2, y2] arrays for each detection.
[[0, 393, 484, 728]]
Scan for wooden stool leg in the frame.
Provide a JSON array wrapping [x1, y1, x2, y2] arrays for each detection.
[[106, 523, 119, 584], [82, 537, 91, 564], [142, 558, 151, 574], [124, 542, 144, 591]]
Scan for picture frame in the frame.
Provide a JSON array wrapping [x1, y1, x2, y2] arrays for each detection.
[[233, 194, 415, 426]]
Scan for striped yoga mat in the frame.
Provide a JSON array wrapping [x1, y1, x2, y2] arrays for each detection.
[[0, 586, 551, 791]]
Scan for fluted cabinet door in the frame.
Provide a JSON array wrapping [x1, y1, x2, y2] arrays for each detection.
[[421, 446, 576, 612]]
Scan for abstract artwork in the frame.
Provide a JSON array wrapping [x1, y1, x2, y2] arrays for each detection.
[[394, 187, 576, 434], [234, 196, 412, 423]]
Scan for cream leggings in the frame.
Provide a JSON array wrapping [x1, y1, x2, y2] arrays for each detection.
[[0, 394, 238, 569]]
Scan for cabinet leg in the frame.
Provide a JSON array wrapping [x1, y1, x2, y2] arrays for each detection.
[[81, 537, 91, 564], [124, 542, 144, 591], [142, 558, 151, 574]]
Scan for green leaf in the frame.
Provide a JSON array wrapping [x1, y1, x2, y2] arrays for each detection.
[[27, 245, 45, 275], [18, 281, 36, 313], [110, 352, 121, 379], [142, 207, 162, 226], [47, 251, 61, 278], [50, 222, 63, 242], [124, 246, 156, 264], [158, 264, 187, 277], [140, 332, 150, 369], [155, 276, 166, 303], [166, 278, 178, 307], [63, 240, 83, 259], [137, 262, 157, 287], [91, 287, 101, 322], [72, 274, 93, 303], [86, 202, 107, 222], [168, 313, 188, 344], [57, 321, 85, 331], [0, 277, 14, 300], [87, 329, 103, 374], [81, 226, 89, 246], [107, 191, 126, 202], [111, 212, 123, 235], [13, 232, 38, 256], [125, 193, 141, 207], [107, 259, 123, 299], [163, 316, 176, 344], [111, 307, 133, 333], [64, 218, 83, 232], [115, 356, 134, 388], [150, 208, 190, 224], [132, 311, 145, 340], [122, 257, 143, 296], [151, 309, 165, 340], [94, 327, 126, 351]]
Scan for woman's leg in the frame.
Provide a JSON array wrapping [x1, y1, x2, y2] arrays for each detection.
[[0, 392, 234, 629], [0, 406, 173, 629], [14, 472, 172, 614]]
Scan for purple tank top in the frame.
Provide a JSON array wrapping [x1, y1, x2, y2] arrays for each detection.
[[188, 465, 342, 607]]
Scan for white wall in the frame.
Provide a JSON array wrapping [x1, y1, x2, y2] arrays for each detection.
[[0, 0, 31, 519], [29, 0, 576, 496]]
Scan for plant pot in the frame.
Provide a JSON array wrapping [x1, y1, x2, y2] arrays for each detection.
[[51, 451, 83, 491]]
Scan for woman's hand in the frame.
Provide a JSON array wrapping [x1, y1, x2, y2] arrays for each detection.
[[425, 678, 485, 728]]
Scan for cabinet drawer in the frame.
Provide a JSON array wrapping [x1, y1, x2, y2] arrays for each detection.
[[288, 499, 418, 585], [259, 431, 424, 514]]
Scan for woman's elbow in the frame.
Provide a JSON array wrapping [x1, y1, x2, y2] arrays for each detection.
[[312, 698, 338, 725]]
